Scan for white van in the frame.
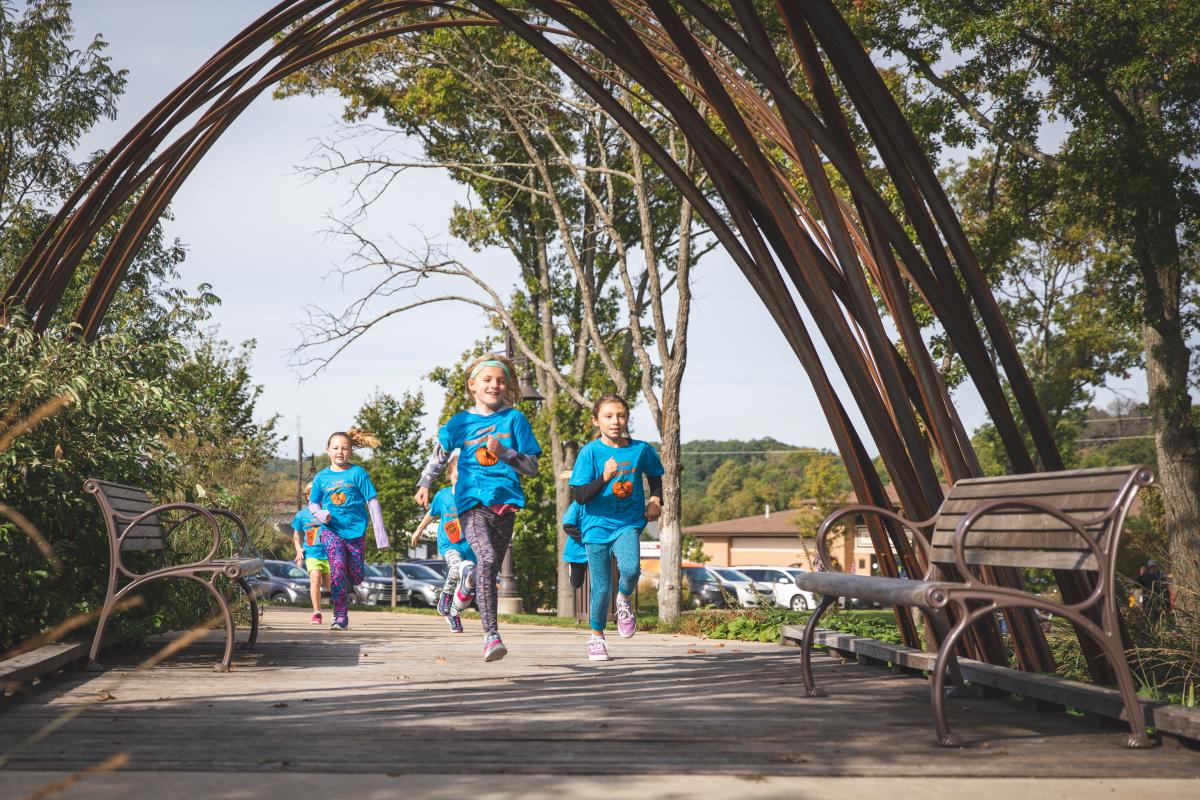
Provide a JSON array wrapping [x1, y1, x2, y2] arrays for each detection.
[[737, 565, 819, 611]]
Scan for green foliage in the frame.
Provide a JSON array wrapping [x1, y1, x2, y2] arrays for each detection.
[[680, 442, 852, 527], [0, 319, 278, 650]]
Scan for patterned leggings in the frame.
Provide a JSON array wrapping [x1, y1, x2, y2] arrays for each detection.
[[441, 549, 472, 611], [460, 506, 515, 635], [584, 527, 641, 633], [321, 531, 365, 618]]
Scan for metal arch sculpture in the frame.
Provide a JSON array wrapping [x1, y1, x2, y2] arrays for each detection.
[[2, 0, 1105, 676]]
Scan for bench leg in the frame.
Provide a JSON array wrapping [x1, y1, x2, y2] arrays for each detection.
[[800, 595, 838, 698], [238, 578, 259, 648], [194, 577, 236, 673], [930, 607, 976, 748], [88, 598, 116, 671], [1060, 609, 1153, 749]]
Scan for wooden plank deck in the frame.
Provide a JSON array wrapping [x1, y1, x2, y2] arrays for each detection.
[[1, 607, 1198, 797]]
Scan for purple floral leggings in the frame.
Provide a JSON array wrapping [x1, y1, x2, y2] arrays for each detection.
[[321, 531, 365, 618]]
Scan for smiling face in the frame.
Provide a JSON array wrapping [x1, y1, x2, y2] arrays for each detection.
[[468, 365, 508, 410], [593, 400, 629, 445], [327, 434, 352, 469]]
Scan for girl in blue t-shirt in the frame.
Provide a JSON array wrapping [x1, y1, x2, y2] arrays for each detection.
[[309, 428, 391, 631], [570, 395, 663, 662], [411, 454, 477, 633], [292, 482, 329, 624], [415, 353, 541, 662], [562, 500, 589, 592]]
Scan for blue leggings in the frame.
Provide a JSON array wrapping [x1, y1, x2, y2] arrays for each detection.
[[585, 527, 641, 632]]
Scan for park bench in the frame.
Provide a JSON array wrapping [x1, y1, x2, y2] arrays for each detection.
[[791, 465, 1154, 748], [84, 479, 263, 673]]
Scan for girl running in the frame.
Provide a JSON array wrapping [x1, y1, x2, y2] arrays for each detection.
[[411, 453, 477, 634], [562, 500, 589, 593], [309, 429, 390, 631], [415, 353, 541, 662], [292, 482, 329, 624], [570, 395, 663, 661]]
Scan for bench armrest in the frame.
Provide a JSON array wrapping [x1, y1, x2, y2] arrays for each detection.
[[816, 504, 936, 580], [952, 498, 1111, 609], [113, 502, 224, 573], [171, 507, 258, 559]]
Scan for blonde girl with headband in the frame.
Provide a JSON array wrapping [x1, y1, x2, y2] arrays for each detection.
[[309, 428, 390, 631], [291, 482, 329, 624], [415, 353, 541, 662]]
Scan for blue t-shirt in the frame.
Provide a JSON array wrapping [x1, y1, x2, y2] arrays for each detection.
[[438, 406, 542, 511], [570, 438, 664, 544], [562, 502, 588, 564], [309, 464, 378, 539], [430, 487, 475, 562], [292, 508, 327, 560]]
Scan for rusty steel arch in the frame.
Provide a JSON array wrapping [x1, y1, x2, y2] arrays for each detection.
[[3, 0, 1107, 676]]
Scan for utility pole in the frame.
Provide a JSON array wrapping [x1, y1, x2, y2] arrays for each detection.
[[296, 434, 304, 507]]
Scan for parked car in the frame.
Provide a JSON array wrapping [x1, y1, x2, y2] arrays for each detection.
[[408, 559, 448, 578], [361, 564, 412, 606], [252, 560, 310, 604], [738, 565, 818, 611], [710, 567, 774, 608], [392, 562, 446, 607], [682, 566, 731, 609]]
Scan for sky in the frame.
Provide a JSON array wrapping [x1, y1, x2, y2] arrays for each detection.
[[64, 1, 1148, 461]]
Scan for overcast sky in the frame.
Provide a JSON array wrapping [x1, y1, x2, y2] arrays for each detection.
[[66, 1, 1147, 461]]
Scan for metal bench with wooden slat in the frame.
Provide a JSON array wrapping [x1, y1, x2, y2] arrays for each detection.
[[84, 479, 263, 672], [790, 465, 1154, 749]]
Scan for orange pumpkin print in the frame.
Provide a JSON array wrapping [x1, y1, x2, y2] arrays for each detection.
[[329, 490, 347, 506], [475, 446, 499, 466], [612, 480, 634, 499]]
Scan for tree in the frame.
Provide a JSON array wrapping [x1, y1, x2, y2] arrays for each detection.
[[354, 390, 430, 559], [280, 23, 709, 619], [843, 0, 1200, 607]]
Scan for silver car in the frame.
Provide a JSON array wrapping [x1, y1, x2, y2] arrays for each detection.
[[711, 567, 775, 608], [390, 562, 446, 607], [252, 560, 310, 604], [361, 564, 412, 606]]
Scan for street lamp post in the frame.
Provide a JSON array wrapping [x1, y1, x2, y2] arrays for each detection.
[[497, 331, 543, 614]]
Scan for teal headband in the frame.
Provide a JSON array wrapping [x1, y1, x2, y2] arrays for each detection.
[[470, 359, 510, 380]]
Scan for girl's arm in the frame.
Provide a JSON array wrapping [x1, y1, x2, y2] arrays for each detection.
[[485, 435, 538, 476], [292, 531, 304, 565], [563, 522, 583, 542], [645, 475, 664, 521], [410, 512, 435, 547], [366, 498, 389, 549], [572, 475, 608, 504], [308, 502, 330, 524], [417, 443, 452, 489]]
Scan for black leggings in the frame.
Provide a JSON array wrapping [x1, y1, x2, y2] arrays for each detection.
[[460, 505, 515, 635], [569, 562, 587, 589]]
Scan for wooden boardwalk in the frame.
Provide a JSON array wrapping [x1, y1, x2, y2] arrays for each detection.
[[2, 607, 1198, 798]]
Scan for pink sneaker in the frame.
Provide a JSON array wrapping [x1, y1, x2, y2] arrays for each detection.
[[588, 636, 610, 661], [310, 612, 322, 625], [483, 633, 507, 662], [616, 596, 636, 638]]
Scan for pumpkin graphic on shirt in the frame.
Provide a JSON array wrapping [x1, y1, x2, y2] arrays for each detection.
[[329, 490, 347, 506], [612, 479, 635, 499], [475, 446, 499, 466]]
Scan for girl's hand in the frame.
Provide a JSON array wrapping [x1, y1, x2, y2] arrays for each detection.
[[410, 531, 422, 548], [486, 434, 503, 456], [293, 553, 304, 566], [602, 457, 619, 481], [645, 497, 662, 522], [414, 486, 430, 507], [313, 508, 331, 524]]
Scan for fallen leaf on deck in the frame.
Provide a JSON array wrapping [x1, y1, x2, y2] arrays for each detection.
[[95, 690, 115, 701], [435, 656, 448, 664], [687, 648, 705, 654], [272, 702, 288, 708]]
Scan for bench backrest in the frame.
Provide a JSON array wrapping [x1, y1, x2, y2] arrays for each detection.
[[84, 479, 165, 552], [930, 465, 1150, 572]]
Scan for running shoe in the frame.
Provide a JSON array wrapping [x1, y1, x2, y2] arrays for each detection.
[[310, 612, 323, 625], [588, 636, 610, 661], [616, 596, 636, 638], [447, 609, 464, 633], [330, 616, 349, 632], [456, 563, 477, 605], [483, 632, 507, 662], [436, 590, 452, 617]]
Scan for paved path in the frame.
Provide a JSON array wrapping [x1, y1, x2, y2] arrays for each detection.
[[2, 607, 1198, 798]]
